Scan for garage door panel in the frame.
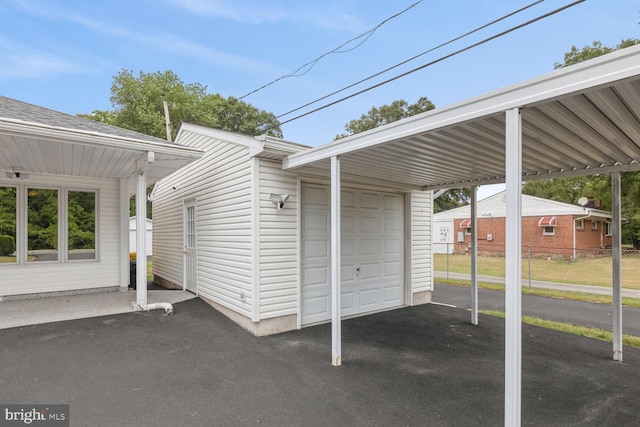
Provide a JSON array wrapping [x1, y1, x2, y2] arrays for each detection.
[[360, 192, 379, 209], [361, 239, 381, 256], [301, 184, 404, 325], [384, 238, 402, 255], [384, 194, 403, 211]]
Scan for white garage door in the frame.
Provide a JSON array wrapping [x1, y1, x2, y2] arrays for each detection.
[[301, 183, 404, 325]]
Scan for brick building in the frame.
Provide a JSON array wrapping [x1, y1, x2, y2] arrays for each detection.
[[433, 191, 612, 258]]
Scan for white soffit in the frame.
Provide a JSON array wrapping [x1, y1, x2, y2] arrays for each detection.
[[284, 44, 640, 190]]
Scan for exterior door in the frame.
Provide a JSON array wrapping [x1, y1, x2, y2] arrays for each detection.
[[301, 184, 404, 325], [184, 199, 197, 293]]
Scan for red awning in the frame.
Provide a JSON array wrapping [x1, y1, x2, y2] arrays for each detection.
[[538, 216, 557, 227], [459, 219, 471, 228]]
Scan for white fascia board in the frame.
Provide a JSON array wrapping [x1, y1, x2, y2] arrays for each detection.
[[285, 44, 640, 170], [178, 122, 264, 155], [0, 119, 203, 161]]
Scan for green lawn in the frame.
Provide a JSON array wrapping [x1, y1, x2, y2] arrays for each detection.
[[434, 253, 640, 289]]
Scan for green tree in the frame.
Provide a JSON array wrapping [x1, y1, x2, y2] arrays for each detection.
[[335, 97, 469, 212], [525, 38, 640, 247], [79, 69, 283, 140], [335, 97, 435, 139]]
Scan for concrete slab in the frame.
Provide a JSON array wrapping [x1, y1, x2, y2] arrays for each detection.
[[0, 290, 196, 329], [1, 298, 638, 426]]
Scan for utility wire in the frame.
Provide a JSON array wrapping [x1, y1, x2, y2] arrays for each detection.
[[238, 0, 424, 100], [275, 0, 545, 120], [257, 0, 585, 135]]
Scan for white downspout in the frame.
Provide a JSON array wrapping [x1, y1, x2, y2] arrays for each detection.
[[573, 211, 593, 261], [136, 152, 173, 315]]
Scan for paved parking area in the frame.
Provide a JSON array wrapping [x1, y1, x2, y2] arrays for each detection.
[[1, 298, 639, 426]]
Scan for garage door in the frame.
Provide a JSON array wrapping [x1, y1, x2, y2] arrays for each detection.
[[301, 183, 404, 325]]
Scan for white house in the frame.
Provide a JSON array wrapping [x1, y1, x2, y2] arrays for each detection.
[[151, 124, 433, 336], [129, 217, 153, 258], [0, 95, 202, 300]]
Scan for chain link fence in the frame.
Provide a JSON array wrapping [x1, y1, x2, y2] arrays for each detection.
[[433, 243, 640, 299]]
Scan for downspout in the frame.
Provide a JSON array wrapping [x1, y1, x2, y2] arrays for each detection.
[[136, 151, 174, 315], [573, 211, 592, 261]]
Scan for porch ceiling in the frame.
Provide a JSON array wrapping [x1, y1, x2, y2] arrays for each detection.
[[284, 45, 640, 190], [0, 97, 203, 188]]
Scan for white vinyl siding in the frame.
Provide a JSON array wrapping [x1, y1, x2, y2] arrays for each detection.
[[257, 159, 299, 320], [410, 191, 432, 294], [0, 174, 119, 297], [153, 130, 254, 317]]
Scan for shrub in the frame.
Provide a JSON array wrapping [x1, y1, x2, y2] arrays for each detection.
[[0, 235, 15, 256]]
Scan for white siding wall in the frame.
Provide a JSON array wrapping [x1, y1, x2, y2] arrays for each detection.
[[0, 174, 120, 296], [257, 159, 298, 320], [153, 130, 254, 317], [410, 191, 432, 294]]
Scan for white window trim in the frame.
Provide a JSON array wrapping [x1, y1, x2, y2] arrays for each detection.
[[576, 219, 584, 230], [542, 225, 556, 236], [591, 220, 598, 231], [66, 188, 100, 263]]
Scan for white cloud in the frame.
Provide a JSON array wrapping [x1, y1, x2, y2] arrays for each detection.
[[161, 0, 368, 32], [0, 36, 100, 79]]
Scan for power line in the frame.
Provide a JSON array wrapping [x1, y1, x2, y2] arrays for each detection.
[[275, 0, 545, 120], [257, 0, 585, 135], [238, 0, 424, 100]]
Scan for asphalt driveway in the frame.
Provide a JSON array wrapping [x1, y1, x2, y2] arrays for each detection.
[[1, 298, 639, 426]]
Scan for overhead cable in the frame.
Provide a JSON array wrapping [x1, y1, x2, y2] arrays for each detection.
[[275, 0, 545, 120], [237, 0, 424, 100], [259, 0, 585, 134]]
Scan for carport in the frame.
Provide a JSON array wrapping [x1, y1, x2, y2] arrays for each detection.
[[284, 44, 640, 426]]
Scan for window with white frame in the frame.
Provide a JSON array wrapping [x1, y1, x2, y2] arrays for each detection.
[[576, 219, 584, 230], [591, 221, 598, 231], [0, 185, 98, 265], [542, 225, 556, 236], [605, 222, 612, 236], [464, 227, 472, 236], [0, 186, 17, 264]]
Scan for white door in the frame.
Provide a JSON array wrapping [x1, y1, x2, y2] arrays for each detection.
[[184, 199, 197, 293], [301, 184, 404, 325]]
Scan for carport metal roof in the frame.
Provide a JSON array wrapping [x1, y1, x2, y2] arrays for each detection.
[[284, 44, 640, 189], [283, 44, 640, 427]]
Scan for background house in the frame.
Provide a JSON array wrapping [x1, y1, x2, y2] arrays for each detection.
[[151, 123, 433, 335], [129, 216, 153, 258], [0, 96, 201, 299], [433, 191, 612, 258]]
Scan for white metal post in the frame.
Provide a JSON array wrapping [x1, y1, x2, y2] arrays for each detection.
[[120, 178, 130, 291], [136, 171, 147, 307], [470, 186, 478, 325], [611, 171, 623, 361], [505, 108, 522, 427], [331, 156, 342, 366]]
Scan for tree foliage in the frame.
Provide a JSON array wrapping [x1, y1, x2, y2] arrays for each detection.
[[335, 97, 469, 212], [525, 38, 640, 247], [335, 97, 435, 139], [79, 69, 282, 140]]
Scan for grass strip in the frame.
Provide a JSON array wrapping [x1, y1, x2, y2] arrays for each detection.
[[480, 309, 640, 349], [437, 279, 640, 308]]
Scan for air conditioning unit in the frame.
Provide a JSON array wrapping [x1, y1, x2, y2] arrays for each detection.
[[487, 234, 493, 241]]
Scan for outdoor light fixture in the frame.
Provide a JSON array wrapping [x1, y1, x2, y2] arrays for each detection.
[[4, 169, 29, 180], [270, 193, 290, 210]]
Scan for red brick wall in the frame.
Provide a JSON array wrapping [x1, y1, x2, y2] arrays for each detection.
[[453, 216, 610, 256]]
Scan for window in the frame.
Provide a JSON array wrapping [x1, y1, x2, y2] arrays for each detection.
[[68, 190, 96, 261], [542, 226, 555, 236], [464, 227, 472, 236], [1, 185, 98, 265], [591, 221, 598, 231], [0, 186, 17, 264], [605, 222, 612, 236], [576, 219, 584, 230], [27, 188, 58, 262]]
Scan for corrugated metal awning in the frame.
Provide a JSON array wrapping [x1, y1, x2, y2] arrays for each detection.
[[459, 219, 471, 228], [538, 216, 557, 227]]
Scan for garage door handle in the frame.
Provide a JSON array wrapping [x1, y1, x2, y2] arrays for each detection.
[[356, 267, 360, 277]]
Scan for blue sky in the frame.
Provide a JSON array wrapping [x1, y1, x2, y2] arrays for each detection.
[[1, 0, 638, 197]]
